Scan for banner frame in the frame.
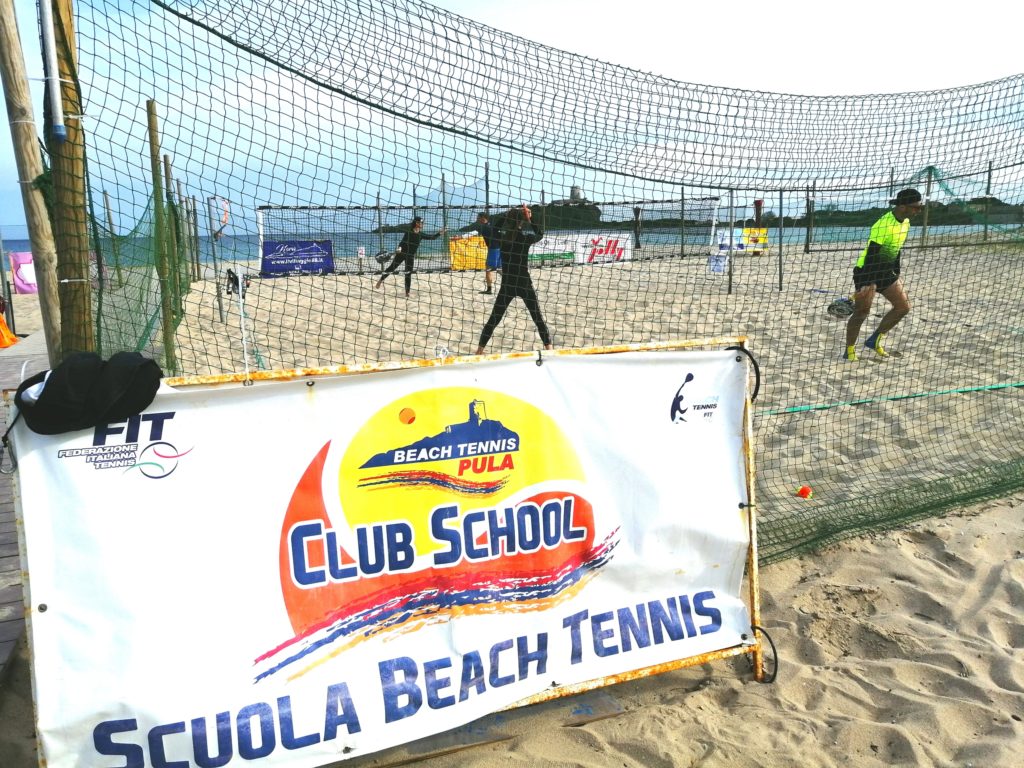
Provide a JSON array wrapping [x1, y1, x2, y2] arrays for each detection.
[[11, 336, 766, 767], [165, 335, 767, 698]]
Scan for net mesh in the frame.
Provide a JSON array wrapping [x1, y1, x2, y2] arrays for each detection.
[[25, 0, 1024, 562]]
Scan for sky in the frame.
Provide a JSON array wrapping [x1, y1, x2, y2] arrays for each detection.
[[1, 0, 1020, 235]]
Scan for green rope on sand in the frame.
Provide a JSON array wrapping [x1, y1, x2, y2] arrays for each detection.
[[758, 380, 1024, 417]]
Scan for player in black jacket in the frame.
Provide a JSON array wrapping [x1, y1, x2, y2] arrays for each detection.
[[376, 217, 446, 296], [475, 205, 553, 354]]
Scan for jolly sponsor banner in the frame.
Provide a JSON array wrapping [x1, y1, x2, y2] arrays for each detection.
[[575, 232, 633, 264], [260, 240, 335, 276], [531, 232, 634, 264], [14, 349, 753, 768]]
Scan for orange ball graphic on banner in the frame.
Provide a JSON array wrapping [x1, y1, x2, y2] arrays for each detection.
[[399, 407, 416, 425]]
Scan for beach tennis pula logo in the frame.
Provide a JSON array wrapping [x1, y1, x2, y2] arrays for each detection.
[[255, 386, 619, 683]]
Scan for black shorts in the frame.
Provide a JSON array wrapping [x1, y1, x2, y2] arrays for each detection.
[[853, 257, 900, 292]]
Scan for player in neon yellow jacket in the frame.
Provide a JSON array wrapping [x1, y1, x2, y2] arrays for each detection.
[[844, 188, 925, 360]]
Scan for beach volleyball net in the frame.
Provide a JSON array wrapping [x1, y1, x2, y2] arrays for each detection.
[[24, 0, 1024, 562]]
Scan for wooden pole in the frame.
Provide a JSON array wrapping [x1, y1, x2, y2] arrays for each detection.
[[162, 154, 182, 318], [0, 0, 62, 364], [205, 195, 225, 323], [679, 185, 685, 258], [727, 189, 734, 295], [190, 195, 201, 281], [440, 173, 448, 234], [921, 166, 933, 246], [48, 0, 93, 356], [777, 189, 784, 291], [484, 161, 490, 215], [176, 179, 193, 281], [0, 227, 12, 330], [984, 160, 992, 242], [376, 192, 384, 255], [102, 190, 124, 286], [147, 100, 177, 374], [803, 184, 814, 253]]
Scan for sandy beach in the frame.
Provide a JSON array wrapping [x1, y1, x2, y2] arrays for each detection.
[[170, 243, 1024, 561], [4, 294, 42, 340], [0, 244, 1022, 766], [1, 491, 1020, 767]]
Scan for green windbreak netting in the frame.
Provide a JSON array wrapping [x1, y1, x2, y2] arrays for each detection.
[[31, 0, 1024, 561]]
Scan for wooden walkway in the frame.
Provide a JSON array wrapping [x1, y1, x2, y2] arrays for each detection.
[[0, 333, 51, 686]]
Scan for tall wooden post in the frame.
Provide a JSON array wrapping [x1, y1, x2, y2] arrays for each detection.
[[484, 161, 490, 215], [727, 189, 735, 295], [205, 196, 225, 323], [921, 166, 933, 246], [983, 160, 992, 242], [777, 189, 784, 291], [147, 100, 177, 374], [176, 180, 195, 281], [0, 0, 62, 365], [376, 192, 384, 255], [440, 173, 448, 234], [102, 191, 124, 286], [163, 154, 181, 317], [48, 0, 94, 356], [804, 183, 815, 254], [679, 185, 685, 258], [190, 195, 201, 281]]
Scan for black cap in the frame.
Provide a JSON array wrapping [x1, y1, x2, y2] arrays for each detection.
[[890, 188, 923, 206]]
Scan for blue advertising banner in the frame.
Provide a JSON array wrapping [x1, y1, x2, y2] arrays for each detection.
[[260, 240, 335, 276]]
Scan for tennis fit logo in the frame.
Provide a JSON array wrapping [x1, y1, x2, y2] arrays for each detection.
[[670, 373, 694, 423], [670, 374, 720, 424], [55, 411, 193, 478]]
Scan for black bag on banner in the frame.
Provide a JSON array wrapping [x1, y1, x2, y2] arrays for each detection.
[[13, 352, 164, 435]]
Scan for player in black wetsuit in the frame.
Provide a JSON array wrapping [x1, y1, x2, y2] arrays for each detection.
[[454, 211, 501, 293], [475, 205, 553, 354], [376, 216, 446, 296]]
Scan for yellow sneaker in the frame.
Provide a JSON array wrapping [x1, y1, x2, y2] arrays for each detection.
[[864, 332, 888, 357], [844, 345, 858, 361]]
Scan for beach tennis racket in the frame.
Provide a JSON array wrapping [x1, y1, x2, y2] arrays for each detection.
[[826, 296, 854, 319], [374, 250, 393, 266]]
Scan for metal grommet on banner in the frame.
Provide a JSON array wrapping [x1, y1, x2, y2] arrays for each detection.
[[725, 345, 761, 402]]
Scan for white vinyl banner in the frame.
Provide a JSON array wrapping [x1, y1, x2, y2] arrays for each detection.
[[532, 232, 634, 263], [14, 349, 753, 768], [573, 231, 634, 263]]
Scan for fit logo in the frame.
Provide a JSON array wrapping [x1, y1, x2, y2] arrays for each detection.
[[93, 412, 175, 446]]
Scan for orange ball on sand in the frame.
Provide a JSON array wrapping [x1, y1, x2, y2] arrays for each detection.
[[399, 407, 416, 425], [794, 485, 813, 499]]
